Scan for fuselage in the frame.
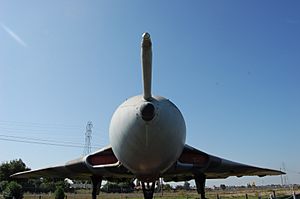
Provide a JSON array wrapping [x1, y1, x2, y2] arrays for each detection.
[[109, 95, 186, 181]]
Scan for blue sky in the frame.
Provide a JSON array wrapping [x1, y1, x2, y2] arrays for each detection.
[[0, 1, 299, 187]]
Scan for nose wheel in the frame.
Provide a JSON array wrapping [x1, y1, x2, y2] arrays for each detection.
[[141, 181, 155, 199]]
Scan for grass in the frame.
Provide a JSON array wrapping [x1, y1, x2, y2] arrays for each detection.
[[21, 187, 299, 199]]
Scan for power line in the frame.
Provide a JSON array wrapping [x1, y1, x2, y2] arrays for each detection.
[[0, 120, 82, 129], [0, 120, 107, 150], [0, 136, 101, 149], [0, 126, 79, 133], [0, 129, 108, 147], [0, 128, 86, 141], [0, 120, 106, 139], [0, 134, 83, 145], [0, 137, 84, 148]]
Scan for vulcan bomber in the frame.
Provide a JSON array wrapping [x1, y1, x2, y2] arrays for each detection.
[[12, 33, 284, 199]]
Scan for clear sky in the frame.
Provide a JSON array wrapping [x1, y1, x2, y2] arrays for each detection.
[[0, 1, 299, 187]]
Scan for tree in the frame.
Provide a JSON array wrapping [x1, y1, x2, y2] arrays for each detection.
[[101, 182, 134, 193], [0, 159, 29, 181], [220, 184, 226, 190], [163, 183, 173, 191], [54, 186, 65, 199], [175, 184, 184, 190], [3, 181, 23, 199], [39, 181, 56, 193], [22, 179, 42, 193], [183, 181, 190, 190], [0, 181, 8, 192]]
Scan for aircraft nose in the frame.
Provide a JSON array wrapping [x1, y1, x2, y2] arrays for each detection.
[[140, 103, 155, 121], [142, 32, 150, 40]]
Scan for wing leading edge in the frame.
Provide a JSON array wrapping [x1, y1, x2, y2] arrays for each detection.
[[12, 144, 284, 181], [163, 144, 284, 182], [11, 143, 284, 199], [11, 146, 133, 181]]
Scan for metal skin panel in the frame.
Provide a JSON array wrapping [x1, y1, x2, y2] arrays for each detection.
[[109, 95, 186, 181]]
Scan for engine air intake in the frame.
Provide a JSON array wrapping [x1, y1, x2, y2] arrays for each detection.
[[141, 103, 155, 121]]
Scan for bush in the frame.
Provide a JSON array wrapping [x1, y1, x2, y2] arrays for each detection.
[[0, 181, 8, 192], [0, 159, 29, 182], [101, 182, 134, 193], [3, 181, 23, 199], [54, 186, 65, 199]]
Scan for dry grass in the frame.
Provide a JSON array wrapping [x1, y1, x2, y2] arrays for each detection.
[[22, 187, 300, 199]]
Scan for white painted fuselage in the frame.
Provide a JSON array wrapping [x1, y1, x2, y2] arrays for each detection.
[[109, 95, 186, 181]]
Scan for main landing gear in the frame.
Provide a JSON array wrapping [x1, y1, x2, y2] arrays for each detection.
[[140, 175, 206, 199], [91, 177, 155, 199], [90, 175, 206, 199], [195, 173, 207, 199], [91, 176, 102, 199]]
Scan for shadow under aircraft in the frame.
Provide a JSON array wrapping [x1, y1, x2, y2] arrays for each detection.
[[12, 33, 284, 199]]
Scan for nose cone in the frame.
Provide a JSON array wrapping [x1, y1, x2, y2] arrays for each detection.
[[141, 32, 152, 48], [140, 103, 155, 121], [142, 32, 150, 40]]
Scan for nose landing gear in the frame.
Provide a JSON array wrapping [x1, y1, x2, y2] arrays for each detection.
[[141, 181, 155, 199]]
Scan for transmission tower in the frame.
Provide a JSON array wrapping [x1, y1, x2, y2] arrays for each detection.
[[281, 162, 289, 186], [83, 121, 93, 155]]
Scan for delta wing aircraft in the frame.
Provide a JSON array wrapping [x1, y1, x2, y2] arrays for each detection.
[[12, 33, 284, 199]]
